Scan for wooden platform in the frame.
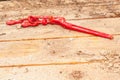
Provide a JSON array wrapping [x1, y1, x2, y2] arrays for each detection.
[[0, 0, 120, 80]]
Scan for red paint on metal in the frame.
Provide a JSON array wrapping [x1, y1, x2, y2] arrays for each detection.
[[6, 16, 113, 39]]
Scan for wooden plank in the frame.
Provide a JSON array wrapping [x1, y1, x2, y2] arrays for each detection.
[[0, 18, 119, 41], [0, 1, 120, 21], [0, 35, 119, 66], [0, 64, 119, 80], [1, 0, 120, 10], [0, 13, 119, 68], [17, 0, 120, 5]]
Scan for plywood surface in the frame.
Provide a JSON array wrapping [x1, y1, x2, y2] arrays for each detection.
[[0, 0, 120, 80]]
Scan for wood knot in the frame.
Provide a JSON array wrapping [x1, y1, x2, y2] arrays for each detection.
[[70, 71, 83, 80], [76, 51, 83, 55], [0, 33, 6, 36]]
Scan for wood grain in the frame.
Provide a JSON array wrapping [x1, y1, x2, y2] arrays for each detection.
[[0, 35, 119, 66], [0, 64, 119, 80]]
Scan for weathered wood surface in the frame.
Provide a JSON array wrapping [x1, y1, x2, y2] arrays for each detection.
[[0, 0, 120, 22], [0, 18, 120, 67], [0, 36, 120, 67], [0, 0, 120, 80], [0, 64, 120, 80]]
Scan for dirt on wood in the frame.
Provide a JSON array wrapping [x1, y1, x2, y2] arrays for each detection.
[[0, 0, 120, 22]]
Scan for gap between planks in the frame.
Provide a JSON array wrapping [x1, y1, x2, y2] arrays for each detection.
[[0, 34, 119, 42], [68, 17, 120, 21], [0, 59, 105, 68]]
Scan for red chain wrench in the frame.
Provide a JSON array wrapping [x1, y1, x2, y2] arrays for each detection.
[[6, 16, 113, 39]]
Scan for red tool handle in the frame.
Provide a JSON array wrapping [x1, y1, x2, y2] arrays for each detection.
[[53, 19, 113, 39]]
